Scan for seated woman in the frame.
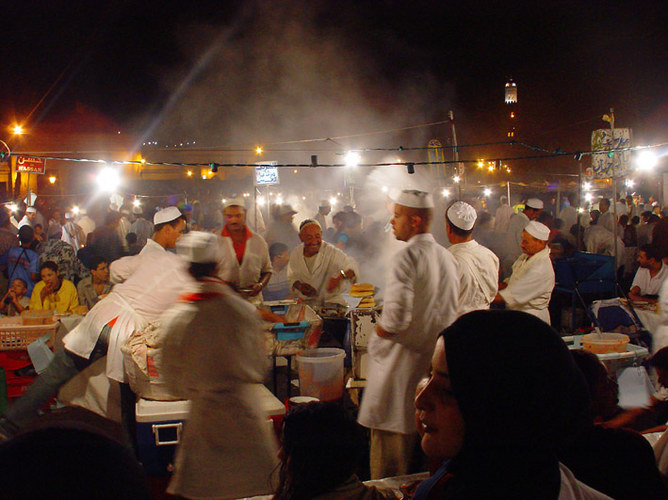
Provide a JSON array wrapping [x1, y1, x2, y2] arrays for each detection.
[[0, 279, 30, 316], [29, 261, 79, 314], [273, 401, 397, 500], [414, 310, 609, 499]]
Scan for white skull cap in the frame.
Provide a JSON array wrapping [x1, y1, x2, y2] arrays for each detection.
[[393, 189, 434, 209], [223, 197, 246, 210], [525, 221, 550, 241], [176, 231, 221, 263], [447, 201, 477, 230], [153, 206, 182, 225], [525, 198, 544, 210]]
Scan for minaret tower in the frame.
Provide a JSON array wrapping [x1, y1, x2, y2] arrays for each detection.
[[504, 79, 517, 139]]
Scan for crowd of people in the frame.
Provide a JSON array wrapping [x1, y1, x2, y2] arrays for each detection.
[[0, 186, 666, 499]]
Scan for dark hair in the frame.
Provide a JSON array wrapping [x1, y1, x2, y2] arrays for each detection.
[[154, 215, 186, 233], [188, 262, 217, 280], [570, 349, 604, 403], [11, 278, 27, 289], [639, 244, 660, 261], [618, 214, 629, 226], [274, 402, 364, 500], [332, 211, 347, 223], [343, 212, 361, 230], [18, 225, 34, 245], [648, 214, 661, 224], [445, 203, 473, 237], [641, 211, 653, 218], [40, 261, 59, 273], [104, 211, 122, 226], [0, 426, 150, 499], [269, 242, 289, 260], [649, 347, 668, 371], [88, 255, 108, 271], [631, 216, 640, 225], [125, 232, 137, 245]]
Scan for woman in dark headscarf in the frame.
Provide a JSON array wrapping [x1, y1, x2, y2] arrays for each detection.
[[414, 310, 609, 499]]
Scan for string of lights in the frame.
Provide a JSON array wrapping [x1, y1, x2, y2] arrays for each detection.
[[6, 141, 665, 170]]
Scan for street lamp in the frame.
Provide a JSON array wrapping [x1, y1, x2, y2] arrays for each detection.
[[635, 150, 657, 171], [12, 125, 24, 135]]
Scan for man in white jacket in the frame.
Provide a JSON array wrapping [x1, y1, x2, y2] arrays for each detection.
[[216, 198, 272, 305], [0, 207, 191, 441], [358, 189, 460, 479], [162, 231, 277, 499], [446, 201, 499, 315], [288, 219, 357, 306], [494, 220, 555, 324]]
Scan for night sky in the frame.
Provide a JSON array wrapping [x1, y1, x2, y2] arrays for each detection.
[[1, 0, 666, 165]]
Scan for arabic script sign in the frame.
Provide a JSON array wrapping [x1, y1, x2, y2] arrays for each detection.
[[14, 156, 46, 174], [591, 128, 631, 179]]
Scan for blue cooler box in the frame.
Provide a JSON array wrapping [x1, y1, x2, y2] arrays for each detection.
[[136, 385, 285, 477], [136, 399, 191, 476]]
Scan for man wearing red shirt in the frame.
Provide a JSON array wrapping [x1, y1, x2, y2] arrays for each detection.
[[218, 198, 272, 304]]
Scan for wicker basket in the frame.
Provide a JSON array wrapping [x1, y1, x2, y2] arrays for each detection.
[[0, 317, 59, 350]]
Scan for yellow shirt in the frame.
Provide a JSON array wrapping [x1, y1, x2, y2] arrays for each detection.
[[29, 279, 79, 314]]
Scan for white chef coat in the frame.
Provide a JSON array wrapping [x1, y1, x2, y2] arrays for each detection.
[[64, 241, 193, 381], [494, 204, 515, 233], [559, 205, 578, 232], [631, 263, 667, 296], [110, 239, 165, 284], [287, 241, 358, 305], [129, 217, 154, 247], [117, 214, 131, 251], [314, 212, 328, 231], [216, 227, 272, 305], [584, 225, 614, 255], [499, 246, 555, 325], [17, 215, 32, 229], [449, 239, 499, 315], [358, 233, 460, 434], [77, 215, 96, 238], [500, 211, 530, 278], [61, 221, 85, 249], [598, 211, 615, 232], [161, 279, 277, 499], [653, 278, 668, 353]]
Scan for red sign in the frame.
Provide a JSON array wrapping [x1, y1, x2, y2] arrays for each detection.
[[15, 156, 46, 174]]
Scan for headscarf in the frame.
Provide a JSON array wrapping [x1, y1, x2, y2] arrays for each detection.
[[441, 310, 590, 499]]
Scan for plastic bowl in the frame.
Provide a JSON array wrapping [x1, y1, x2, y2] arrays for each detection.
[[582, 332, 630, 354]]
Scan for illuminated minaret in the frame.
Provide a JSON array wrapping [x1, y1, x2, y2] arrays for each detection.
[[504, 79, 517, 139]]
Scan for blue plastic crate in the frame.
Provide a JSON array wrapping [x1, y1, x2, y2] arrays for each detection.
[[269, 304, 290, 315], [272, 321, 309, 341]]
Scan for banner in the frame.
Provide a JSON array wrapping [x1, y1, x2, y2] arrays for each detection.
[[14, 156, 46, 174], [590, 128, 632, 179], [255, 161, 279, 185]]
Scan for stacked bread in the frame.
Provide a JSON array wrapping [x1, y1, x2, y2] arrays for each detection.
[[350, 283, 375, 308]]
